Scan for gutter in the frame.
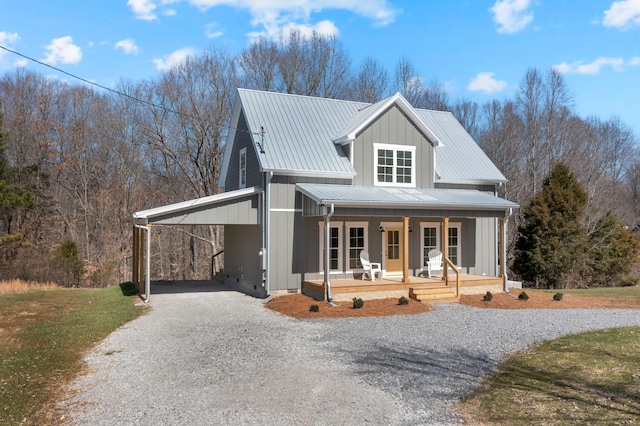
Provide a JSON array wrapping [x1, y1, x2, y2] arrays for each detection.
[[133, 218, 151, 304], [324, 203, 335, 301]]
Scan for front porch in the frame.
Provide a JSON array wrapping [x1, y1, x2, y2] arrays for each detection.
[[303, 274, 504, 302]]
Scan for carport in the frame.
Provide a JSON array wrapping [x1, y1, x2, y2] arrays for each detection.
[[132, 187, 263, 302]]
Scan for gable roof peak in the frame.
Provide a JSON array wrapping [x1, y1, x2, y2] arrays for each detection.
[[333, 92, 442, 147]]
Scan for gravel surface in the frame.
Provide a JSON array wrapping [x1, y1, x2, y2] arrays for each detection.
[[60, 281, 640, 425]]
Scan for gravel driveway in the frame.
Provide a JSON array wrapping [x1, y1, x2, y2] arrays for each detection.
[[60, 281, 640, 425]]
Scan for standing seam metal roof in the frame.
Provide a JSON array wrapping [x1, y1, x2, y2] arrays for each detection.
[[235, 89, 506, 183]]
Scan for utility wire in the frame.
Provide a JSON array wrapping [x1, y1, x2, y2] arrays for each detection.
[[0, 44, 262, 139], [0, 44, 203, 123]]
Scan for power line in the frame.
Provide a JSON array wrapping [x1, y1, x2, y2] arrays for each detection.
[[0, 44, 262, 140], [0, 44, 201, 123]]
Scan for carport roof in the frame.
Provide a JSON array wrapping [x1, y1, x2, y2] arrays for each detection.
[[133, 187, 262, 225]]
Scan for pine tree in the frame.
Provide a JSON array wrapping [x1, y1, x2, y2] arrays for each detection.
[[513, 163, 589, 288]]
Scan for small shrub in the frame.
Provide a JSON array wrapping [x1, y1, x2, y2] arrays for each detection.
[[483, 291, 493, 301], [398, 296, 409, 305], [352, 297, 364, 309], [309, 304, 319, 312], [553, 292, 564, 301], [518, 291, 529, 301]]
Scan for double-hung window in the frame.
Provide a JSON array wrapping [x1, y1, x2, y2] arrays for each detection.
[[420, 222, 461, 267], [318, 222, 343, 272], [346, 222, 368, 270], [318, 222, 368, 273], [374, 143, 416, 187], [420, 222, 440, 267], [448, 223, 461, 266]]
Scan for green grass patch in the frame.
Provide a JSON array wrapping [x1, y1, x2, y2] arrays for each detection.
[[461, 326, 640, 424], [544, 286, 640, 300], [0, 282, 147, 425]]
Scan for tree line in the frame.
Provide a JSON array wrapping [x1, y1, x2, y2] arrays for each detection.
[[0, 30, 637, 287]]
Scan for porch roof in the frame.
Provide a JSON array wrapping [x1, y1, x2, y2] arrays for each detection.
[[297, 183, 519, 215]]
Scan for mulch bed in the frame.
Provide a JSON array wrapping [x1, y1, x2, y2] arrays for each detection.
[[266, 289, 640, 319]]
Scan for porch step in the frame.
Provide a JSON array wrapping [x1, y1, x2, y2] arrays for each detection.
[[409, 287, 458, 303]]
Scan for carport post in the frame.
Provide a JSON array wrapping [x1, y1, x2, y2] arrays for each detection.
[[133, 219, 151, 304]]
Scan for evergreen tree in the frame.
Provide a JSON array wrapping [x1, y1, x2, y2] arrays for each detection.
[[587, 211, 639, 287], [0, 117, 35, 239], [52, 238, 84, 287], [513, 163, 589, 288]]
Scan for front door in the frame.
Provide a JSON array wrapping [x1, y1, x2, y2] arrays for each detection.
[[385, 227, 403, 274]]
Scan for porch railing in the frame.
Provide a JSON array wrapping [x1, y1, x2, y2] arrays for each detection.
[[444, 258, 461, 300]]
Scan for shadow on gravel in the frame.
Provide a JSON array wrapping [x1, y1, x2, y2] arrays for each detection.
[[150, 280, 237, 294], [348, 343, 497, 399]]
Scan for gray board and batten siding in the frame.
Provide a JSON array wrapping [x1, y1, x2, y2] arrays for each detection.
[[352, 104, 435, 188], [135, 89, 516, 298]]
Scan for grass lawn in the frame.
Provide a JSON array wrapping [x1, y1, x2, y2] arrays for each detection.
[[546, 285, 640, 300], [459, 286, 640, 424], [0, 282, 147, 425]]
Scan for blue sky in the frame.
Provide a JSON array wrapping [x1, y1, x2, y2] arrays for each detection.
[[1, 0, 639, 137]]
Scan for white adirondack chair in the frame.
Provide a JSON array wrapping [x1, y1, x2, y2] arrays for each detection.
[[427, 249, 444, 278], [360, 250, 382, 282]]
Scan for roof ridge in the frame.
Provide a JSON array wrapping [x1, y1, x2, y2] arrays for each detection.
[[237, 88, 370, 106]]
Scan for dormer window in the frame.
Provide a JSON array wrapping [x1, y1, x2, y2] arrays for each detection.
[[239, 147, 247, 189], [374, 143, 416, 187]]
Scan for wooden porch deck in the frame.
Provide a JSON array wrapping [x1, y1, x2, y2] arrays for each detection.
[[302, 274, 503, 302]]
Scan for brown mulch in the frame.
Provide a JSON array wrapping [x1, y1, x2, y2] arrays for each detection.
[[266, 293, 433, 318], [266, 290, 640, 319]]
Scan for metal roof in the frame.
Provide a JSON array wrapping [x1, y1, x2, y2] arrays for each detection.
[[333, 92, 442, 147], [415, 110, 507, 184], [133, 187, 261, 223], [229, 89, 506, 184], [297, 183, 518, 211], [237, 89, 367, 178]]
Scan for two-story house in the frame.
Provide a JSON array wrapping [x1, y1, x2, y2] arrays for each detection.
[[133, 89, 518, 302]]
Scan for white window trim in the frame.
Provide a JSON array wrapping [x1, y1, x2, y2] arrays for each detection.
[[318, 221, 343, 273], [345, 222, 369, 273], [373, 143, 416, 188], [238, 147, 247, 189], [447, 222, 462, 267], [420, 222, 441, 268]]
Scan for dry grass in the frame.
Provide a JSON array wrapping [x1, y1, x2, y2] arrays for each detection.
[[0, 279, 59, 294]]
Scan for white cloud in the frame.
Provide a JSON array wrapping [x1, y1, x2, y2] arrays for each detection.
[[552, 56, 640, 74], [128, 0, 158, 20], [152, 47, 196, 71], [205, 22, 224, 39], [602, 0, 640, 29], [468, 72, 507, 93], [489, 0, 534, 34], [0, 32, 19, 61], [128, 0, 398, 40], [248, 19, 339, 41], [42, 36, 82, 65], [115, 39, 139, 55]]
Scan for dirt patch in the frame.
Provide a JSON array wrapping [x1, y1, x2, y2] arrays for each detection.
[[266, 290, 640, 319]]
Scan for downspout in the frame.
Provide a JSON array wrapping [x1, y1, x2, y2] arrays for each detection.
[[133, 218, 151, 304], [503, 207, 513, 293], [264, 171, 273, 297], [324, 203, 335, 301]]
